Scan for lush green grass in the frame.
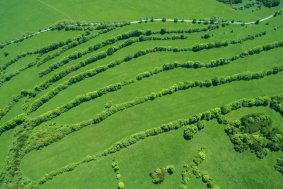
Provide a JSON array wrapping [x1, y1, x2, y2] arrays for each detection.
[[21, 73, 283, 180], [1, 0, 282, 40], [1, 1, 283, 188], [40, 115, 283, 189]]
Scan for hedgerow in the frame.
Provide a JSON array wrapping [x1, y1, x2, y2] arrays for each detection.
[[30, 94, 281, 185], [24, 67, 283, 152], [28, 31, 269, 114]]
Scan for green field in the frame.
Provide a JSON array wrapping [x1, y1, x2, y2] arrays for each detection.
[[0, 0, 283, 188]]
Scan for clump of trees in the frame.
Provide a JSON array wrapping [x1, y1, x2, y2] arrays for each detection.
[[184, 125, 198, 140], [257, 0, 280, 7], [150, 168, 166, 184], [150, 165, 175, 184], [225, 113, 283, 158]]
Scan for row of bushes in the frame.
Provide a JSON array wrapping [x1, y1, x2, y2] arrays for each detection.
[[0, 52, 33, 71], [192, 31, 266, 52], [136, 40, 283, 81], [37, 26, 121, 67], [25, 67, 283, 152], [0, 114, 27, 135], [28, 80, 133, 126], [30, 31, 268, 113], [0, 62, 36, 87], [39, 24, 219, 77], [28, 38, 189, 113], [0, 94, 23, 121], [0, 21, 129, 51], [37, 95, 281, 185], [183, 121, 206, 140], [257, 0, 280, 7], [39, 32, 187, 77], [1, 23, 121, 76]]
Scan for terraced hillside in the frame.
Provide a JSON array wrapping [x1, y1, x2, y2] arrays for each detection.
[[0, 0, 283, 188]]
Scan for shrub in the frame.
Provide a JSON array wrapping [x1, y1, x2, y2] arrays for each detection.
[[160, 28, 166, 35], [118, 182, 125, 189], [184, 125, 198, 140], [197, 120, 206, 130], [150, 168, 166, 184], [166, 165, 175, 174]]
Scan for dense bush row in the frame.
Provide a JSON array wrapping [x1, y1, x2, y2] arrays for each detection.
[[28, 38, 189, 113], [0, 52, 33, 71], [29, 31, 270, 115], [0, 62, 36, 87], [0, 113, 27, 135], [36, 26, 123, 67], [217, 0, 242, 4], [39, 25, 219, 77], [38, 29, 142, 75], [24, 67, 283, 152], [28, 80, 134, 126], [0, 22, 129, 51], [183, 121, 206, 140], [0, 23, 122, 77], [257, 0, 280, 7], [36, 95, 282, 185], [192, 31, 266, 52], [0, 94, 23, 121], [136, 40, 283, 81]]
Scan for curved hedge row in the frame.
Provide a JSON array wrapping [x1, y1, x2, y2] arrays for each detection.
[[136, 40, 283, 80], [28, 31, 267, 113], [0, 24, 123, 75], [39, 25, 219, 77], [0, 113, 27, 135], [36, 26, 121, 67], [39, 30, 265, 89], [36, 94, 282, 185], [28, 37, 189, 113], [23, 66, 283, 152], [0, 61, 37, 87], [38, 32, 187, 77]]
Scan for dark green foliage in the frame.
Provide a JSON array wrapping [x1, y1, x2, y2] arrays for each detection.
[[150, 168, 166, 184], [0, 114, 26, 135], [197, 120, 206, 130], [166, 165, 175, 175], [240, 113, 272, 133], [4, 52, 8, 57], [226, 113, 283, 158], [257, 0, 280, 7], [160, 28, 166, 34], [201, 33, 210, 39], [184, 125, 198, 140], [274, 157, 283, 174], [217, 0, 242, 4]]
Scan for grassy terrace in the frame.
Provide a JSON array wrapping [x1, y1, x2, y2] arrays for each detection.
[[0, 0, 282, 188]]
